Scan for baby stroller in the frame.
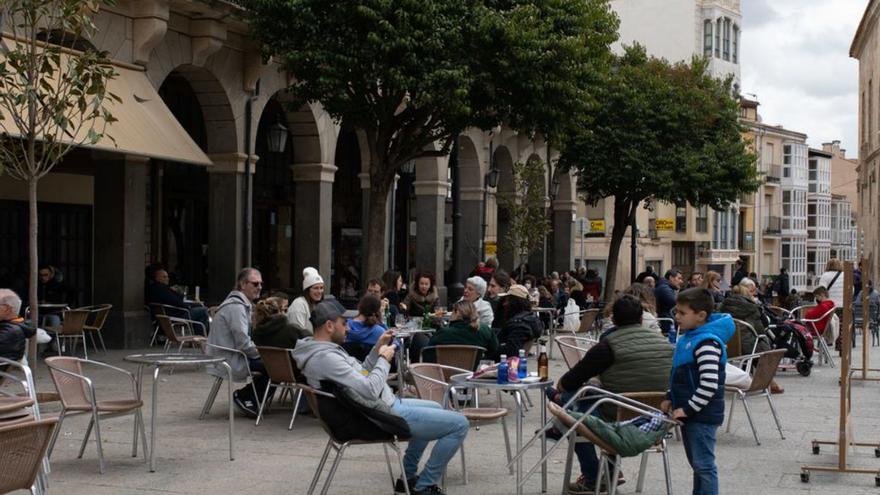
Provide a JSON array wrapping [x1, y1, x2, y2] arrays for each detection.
[[764, 314, 814, 376]]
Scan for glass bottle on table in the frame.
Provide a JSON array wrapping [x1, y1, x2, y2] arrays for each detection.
[[538, 345, 549, 381]]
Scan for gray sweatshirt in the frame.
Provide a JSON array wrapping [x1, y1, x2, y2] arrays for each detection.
[[292, 337, 396, 406], [206, 291, 257, 380]]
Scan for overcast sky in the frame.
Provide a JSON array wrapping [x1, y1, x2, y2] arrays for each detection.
[[741, 0, 866, 157]]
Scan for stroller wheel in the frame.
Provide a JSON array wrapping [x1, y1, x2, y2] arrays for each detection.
[[797, 361, 812, 377]]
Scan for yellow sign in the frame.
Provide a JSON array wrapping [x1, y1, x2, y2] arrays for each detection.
[[589, 220, 605, 232], [485, 241, 497, 256], [655, 219, 675, 231]]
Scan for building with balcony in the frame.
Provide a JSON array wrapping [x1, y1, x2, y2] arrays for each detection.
[[831, 195, 857, 263], [740, 99, 809, 289], [806, 149, 833, 288]]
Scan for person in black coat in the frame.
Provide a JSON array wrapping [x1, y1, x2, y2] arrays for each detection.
[[654, 269, 683, 333], [492, 285, 542, 361], [146, 268, 211, 331], [0, 289, 35, 365]]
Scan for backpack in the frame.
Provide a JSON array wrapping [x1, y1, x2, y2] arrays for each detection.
[[318, 380, 411, 442]]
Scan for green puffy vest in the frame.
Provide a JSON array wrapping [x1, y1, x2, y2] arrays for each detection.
[[599, 325, 674, 393]]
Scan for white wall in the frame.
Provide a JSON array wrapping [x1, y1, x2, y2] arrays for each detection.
[[610, 0, 697, 60]]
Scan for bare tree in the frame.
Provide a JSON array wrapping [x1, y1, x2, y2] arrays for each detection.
[[0, 0, 119, 361]]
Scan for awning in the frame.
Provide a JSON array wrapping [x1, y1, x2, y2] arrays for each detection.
[[0, 39, 212, 166]]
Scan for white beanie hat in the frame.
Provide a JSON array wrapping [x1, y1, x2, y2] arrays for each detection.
[[302, 267, 324, 290], [466, 276, 487, 297]]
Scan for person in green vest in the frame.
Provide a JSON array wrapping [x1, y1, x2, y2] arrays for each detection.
[[553, 295, 674, 494], [425, 300, 498, 366]]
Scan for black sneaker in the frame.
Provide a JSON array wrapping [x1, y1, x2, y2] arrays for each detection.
[[394, 476, 418, 493], [412, 486, 445, 495], [233, 391, 258, 418]]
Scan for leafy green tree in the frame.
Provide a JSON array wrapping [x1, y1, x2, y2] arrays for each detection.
[[558, 45, 760, 300], [0, 0, 119, 361], [249, 0, 618, 280], [498, 156, 552, 272]]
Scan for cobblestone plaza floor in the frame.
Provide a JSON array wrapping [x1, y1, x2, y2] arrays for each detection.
[[26, 342, 880, 494]]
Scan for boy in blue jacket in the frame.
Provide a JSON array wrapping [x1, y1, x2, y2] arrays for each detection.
[[661, 288, 734, 495]]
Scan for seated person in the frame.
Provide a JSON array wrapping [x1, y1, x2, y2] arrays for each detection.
[[552, 296, 673, 493], [37, 264, 72, 327], [0, 289, 35, 365], [366, 278, 399, 323], [491, 285, 542, 361], [805, 286, 836, 343], [146, 268, 210, 332], [293, 300, 469, 495], [719, 279, 770, 355], [404, 271, 439, 318], [487, 270, 512, 328], [346, 294, 387, 347], [287, 267, 325, 337], [461, 276, 493, 327], [426, 300, 498, 365], [252, 296, 303, 349]]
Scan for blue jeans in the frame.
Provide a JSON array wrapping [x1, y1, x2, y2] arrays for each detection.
[[391, 398, 469, 490], [681, 421, 719, 495]]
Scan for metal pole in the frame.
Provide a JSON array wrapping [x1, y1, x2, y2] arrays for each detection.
[[630, 210, 638, 284], [482, 136, 494, 261], [449, 136, 464, 302], [389, 175, 397, 270], [243, 95, 255, 267], [543, 141, 551, 276]]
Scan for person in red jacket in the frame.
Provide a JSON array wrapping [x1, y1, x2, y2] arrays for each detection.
[[805, 286, 836, 337]]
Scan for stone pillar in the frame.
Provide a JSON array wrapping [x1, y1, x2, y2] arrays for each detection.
[[93, 153, 150, 348], [551, 198, 577, 273], [293, 162, 336, 287], [413, 179, 447, 293], [206, 153, 249, 302], [459, 186, 485, 281]]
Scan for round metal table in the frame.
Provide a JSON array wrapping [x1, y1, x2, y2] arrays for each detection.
[[450, 373, 553, 494], [123, 353, 234, 472], [392, 328, 435, 396]]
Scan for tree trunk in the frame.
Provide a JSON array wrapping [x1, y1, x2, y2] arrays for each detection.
[[363, 173, 393, 282], [27, 177, 39, 365], [603, 198, 634, 301]]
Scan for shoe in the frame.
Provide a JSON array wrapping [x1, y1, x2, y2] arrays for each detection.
[[544, 425, 563, 441], [411, 486, 445, 495], [770, 383, 785, 394], [394, 476, 418, 493], [233, 391, 258, 418], [568, 472, 626, 494]]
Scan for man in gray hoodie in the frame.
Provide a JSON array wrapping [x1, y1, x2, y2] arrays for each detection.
[[293, 300, 468, 495], [206, 267, 267, 418]]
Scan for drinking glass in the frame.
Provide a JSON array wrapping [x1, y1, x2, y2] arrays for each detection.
[[395, 314, 406, 329]]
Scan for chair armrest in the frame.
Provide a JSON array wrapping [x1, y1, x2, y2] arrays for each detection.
[[46, 365, 96, 402], [79, 360, 139, 399], [168, 317, 206, 336]]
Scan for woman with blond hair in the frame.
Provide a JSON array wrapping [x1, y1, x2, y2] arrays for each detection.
[[700, 270, 725, 304], [601, 283, 661, 332], [426, 299, 498, 364], [253, 296, 303, 349]]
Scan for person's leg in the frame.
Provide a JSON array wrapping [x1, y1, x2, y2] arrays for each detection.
[[392, 398, 469, 490], [188, 306, 211, 334], [682, 421, 718, 495], [242, 357, 271, 402]]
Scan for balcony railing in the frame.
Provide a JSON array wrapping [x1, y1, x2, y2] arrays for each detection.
[[765, 164, 782, 184], [740, 232, 755, 252], [763, 216, 781, 235]]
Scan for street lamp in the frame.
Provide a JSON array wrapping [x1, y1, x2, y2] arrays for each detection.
[[267, 118, 288, 153], [481, 161, 500, 260]]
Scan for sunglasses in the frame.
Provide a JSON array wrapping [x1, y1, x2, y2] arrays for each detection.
[[248, 281, 263, 287]]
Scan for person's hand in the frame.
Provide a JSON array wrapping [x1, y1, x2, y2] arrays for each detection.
[[671, 408, 687, 421], [400, 303, 408, 312], [379, 344, 396, 362], [377, 329, 395, 347], [660, 400, 671, 413]]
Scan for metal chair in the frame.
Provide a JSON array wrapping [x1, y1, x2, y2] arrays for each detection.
[[148, 303, 193, 346], [419, 345, 486, 373], [156, 314, 207, 353], [80, 304, 112, 354], [299, 384, 410, 495], [554, 335, 598, 370], [0, 356, 51, 493], [730, 318, 770, 361], [725, 349, 787, 445], [574, 309, 601, 337], [409, 362, 513, 484], [45, 309, 90, 359], [0, 418, 58, 495], [44, 357, 148, 474], [255, 346, 303, 430], [200, 343, 259, 419], [616, 392, 672, 494], [798, 306, 837, 367]]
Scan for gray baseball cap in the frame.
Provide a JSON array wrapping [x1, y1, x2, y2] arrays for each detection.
[[311, 299, 347, 328]]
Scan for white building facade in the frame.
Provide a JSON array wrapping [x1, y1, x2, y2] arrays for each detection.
[[831, 195, 857, 263], [806, 149, 833, 288], [781, 143, 810, 290]]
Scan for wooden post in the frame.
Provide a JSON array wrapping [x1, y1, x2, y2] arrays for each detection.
[[801, 261, 880, 485], [852, 257, 880, 381]]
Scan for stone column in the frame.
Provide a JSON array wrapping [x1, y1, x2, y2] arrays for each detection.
[[459, 186, 485, 279], [93, 153, 150, 348], [413, 179, 447, 292], [206, 153, 249, 302], [293, 162, 337, 287], [551, 198, 577, 273]]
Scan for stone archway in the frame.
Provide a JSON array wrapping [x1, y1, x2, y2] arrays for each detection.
[[494, 146, 516, 271], [457, 135, 485, 279]]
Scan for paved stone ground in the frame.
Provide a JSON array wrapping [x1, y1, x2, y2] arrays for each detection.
[[16, 341, 880, 494]]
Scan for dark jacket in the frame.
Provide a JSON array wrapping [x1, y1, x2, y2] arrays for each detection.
[[731, 268, 748, 288], [145, 281, 186, 308], [494, 311, 542, 361], [0, 318, 35, 362], [654, 278, 677, 331], [403, 287, 439, 318], [718, 294, 767, 355], [37, 279, 71, 305], [253, 314, 303, 350], [772, 273, 790, 298]]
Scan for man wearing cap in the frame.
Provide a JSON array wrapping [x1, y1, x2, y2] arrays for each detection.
[[294, 300, 469, 495], [461, 276, 494, 327], [492, 284, 543, 361], [206, 267, 269, 418]]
